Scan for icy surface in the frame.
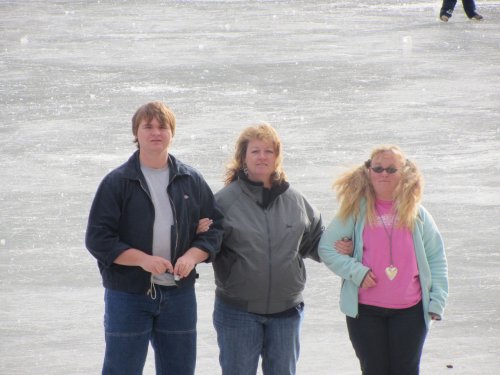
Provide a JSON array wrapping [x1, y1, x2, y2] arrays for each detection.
[[1, 1, 500, 374]]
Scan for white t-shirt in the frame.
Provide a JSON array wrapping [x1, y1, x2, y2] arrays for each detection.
[[141, 164, 175, 286]]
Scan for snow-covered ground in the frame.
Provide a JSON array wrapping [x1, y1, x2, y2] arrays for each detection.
[[1, 1, 499, 374]]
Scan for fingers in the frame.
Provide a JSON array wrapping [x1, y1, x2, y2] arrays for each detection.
[[164, 260, 174, 275], [334, 240, 353, 255], [196, 218, 213, 234], [144, 257, 173, 275], [430, 313, 441, 321], [173, 254, 196, 279], [361, 271, 377, 288]]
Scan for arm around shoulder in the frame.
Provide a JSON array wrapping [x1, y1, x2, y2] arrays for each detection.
[[319, 216, 370, 287], [298, 194, 324, 262], [189, 176, 224, 263]]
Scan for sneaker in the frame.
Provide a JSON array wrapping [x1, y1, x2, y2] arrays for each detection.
[[440, 15, 449, 22], [471, 13, 483, 20]]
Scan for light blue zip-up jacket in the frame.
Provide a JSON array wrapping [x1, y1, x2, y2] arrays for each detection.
[[318, 202, 448, 329]]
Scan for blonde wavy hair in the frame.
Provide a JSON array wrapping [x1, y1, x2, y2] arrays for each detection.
[[334, 145, 423, 229], [224, 123, 287, 186]]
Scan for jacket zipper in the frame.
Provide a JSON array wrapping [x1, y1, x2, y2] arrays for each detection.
[[167, 174, 179, 263], [138, 177, 155, 256], [264, 210, 273, 314], [138, 177, 158, 297]]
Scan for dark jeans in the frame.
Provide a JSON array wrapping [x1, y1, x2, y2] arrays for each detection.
[[346, 301, 427, 375], [440, 0, 477, 18], [102, 285, 197, 375]]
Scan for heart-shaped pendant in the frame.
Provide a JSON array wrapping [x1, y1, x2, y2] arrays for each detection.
[[385, 265, 398, 280]]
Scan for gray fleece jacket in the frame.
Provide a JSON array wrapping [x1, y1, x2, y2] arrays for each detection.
[[213, 177, 323, 314]]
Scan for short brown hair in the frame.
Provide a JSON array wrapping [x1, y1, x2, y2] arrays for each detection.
[[131, 101, 176, 148]]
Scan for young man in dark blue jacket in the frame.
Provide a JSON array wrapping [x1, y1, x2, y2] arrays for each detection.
[[85, 101, 223, 375]]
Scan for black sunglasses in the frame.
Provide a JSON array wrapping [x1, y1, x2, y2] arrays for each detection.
[[370, 166, 398, 174]]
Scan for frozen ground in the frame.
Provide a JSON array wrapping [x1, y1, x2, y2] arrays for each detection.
[[1, 1, 499, 374]]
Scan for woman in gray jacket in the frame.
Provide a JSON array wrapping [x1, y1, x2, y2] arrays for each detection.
[[212, 123, 324, 375]]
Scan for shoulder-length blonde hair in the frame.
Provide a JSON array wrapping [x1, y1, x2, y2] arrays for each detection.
[[224, 123, 287, 186], [334, 145, 423, 229]]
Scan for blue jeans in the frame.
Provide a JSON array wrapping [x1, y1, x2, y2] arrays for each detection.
[[102, 285, 197, 375], [213, 297, 304, 375], [346, 301, 427, 375]]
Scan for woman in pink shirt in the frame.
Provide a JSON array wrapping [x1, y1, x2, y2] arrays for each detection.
[[319, 145, 448, 375]]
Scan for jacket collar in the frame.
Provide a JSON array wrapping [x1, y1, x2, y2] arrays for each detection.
[[122, 150, 191, 181], [236, 170, 289, 208]]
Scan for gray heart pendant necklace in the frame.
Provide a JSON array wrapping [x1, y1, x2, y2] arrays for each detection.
[[376, 206, 398, 281]]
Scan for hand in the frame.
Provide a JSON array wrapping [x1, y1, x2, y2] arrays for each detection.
[[174, 247, 209, 279], [196, 218, 213, 234], [360, 271, 377, 288], [429, 312, 441, 321], [334, 238, 353, 256], [140, 255, 173, 275], [114, 249, 173, 275]]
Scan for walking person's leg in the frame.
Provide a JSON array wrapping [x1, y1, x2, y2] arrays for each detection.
[[462, 0, 483, 19], [440, 0, 458, 21]]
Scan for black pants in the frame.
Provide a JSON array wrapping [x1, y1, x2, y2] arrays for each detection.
[[346, 302, 427, 375], [440, 0, 477, 18]]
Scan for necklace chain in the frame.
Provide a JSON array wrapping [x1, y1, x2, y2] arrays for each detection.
[[375, 207, 396, 265]]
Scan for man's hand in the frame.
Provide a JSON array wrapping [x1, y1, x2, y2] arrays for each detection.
[[114, 248, 173, 275], [174, 247, 209, 279], [140, 256, 173, 275]]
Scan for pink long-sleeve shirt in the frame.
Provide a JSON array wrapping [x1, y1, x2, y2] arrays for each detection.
[[358, 200, 422, 309]]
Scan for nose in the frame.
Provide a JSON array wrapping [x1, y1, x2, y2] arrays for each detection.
[[258, 151, 268, 158]]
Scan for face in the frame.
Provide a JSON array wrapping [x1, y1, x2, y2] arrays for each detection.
[[136, 116, 173, 155], [244, 138, 277, 187], [369, 151, 403, 200]]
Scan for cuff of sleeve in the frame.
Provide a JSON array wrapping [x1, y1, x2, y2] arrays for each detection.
[[428, 300, 445, 319]]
